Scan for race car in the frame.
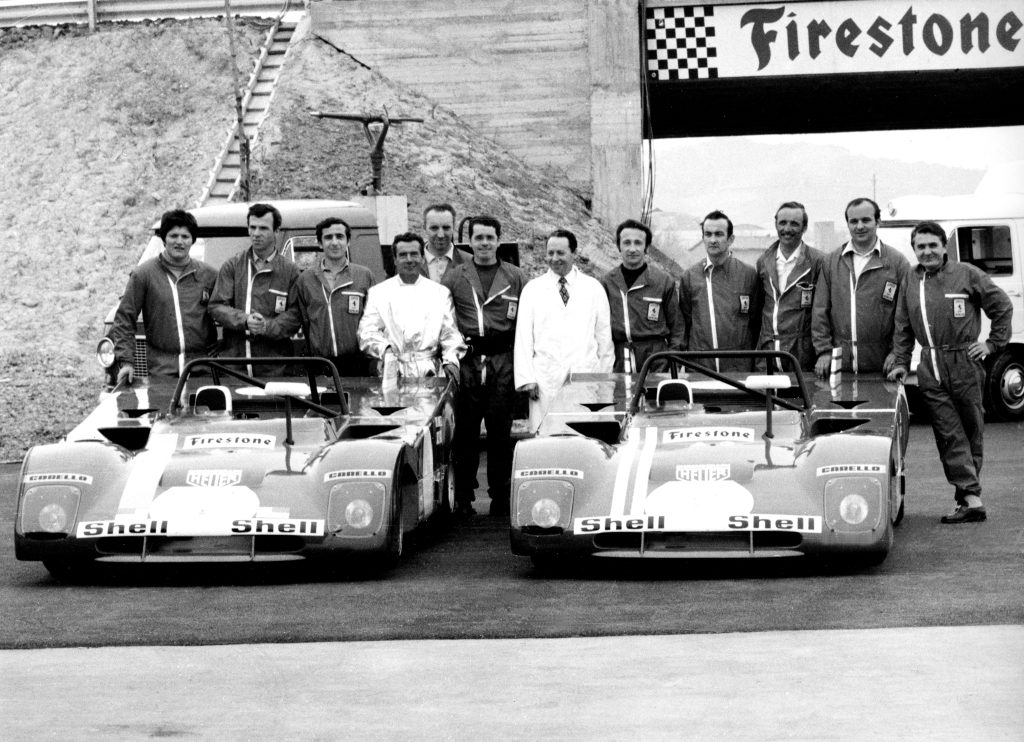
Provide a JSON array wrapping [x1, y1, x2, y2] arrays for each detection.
[[510, 350, 909, 569], [15, 357, 456, 580]]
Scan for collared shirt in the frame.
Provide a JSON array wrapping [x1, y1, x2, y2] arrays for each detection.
[[775, 243, 804, 290], [842, 240, 881, 281], [321, 258, 349, 290], [251, 249, 278, 273], [425, 245, 456, 282]]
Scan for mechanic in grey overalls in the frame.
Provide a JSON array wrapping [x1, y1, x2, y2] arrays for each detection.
[[888, 221, 1012, 524], [812, 197, 911, 377]]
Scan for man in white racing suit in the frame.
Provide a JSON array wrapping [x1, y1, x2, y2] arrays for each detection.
[[358, 232, 465, 383]]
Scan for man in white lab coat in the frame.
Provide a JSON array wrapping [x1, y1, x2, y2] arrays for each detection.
[[514, 229, 614, 431]]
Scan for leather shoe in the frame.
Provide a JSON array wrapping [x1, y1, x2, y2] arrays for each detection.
[[940, 505, 987, 524], [488, 498, 510, 517], [453, 501, 476, 518]]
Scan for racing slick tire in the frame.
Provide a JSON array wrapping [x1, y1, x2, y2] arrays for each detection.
[[985, 349, 1024, 421]]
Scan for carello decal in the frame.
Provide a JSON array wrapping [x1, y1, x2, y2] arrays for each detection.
[[741, 3, 1021, 70]]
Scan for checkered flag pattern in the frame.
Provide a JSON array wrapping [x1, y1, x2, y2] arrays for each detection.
[[646, 5, 718, 81]]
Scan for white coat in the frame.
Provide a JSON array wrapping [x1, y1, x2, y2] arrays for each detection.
[[514, 267, 613, 430]]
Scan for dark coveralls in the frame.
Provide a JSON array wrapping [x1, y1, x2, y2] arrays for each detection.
[[111, 254, 218, 376], [755, 241, 826, 371], [601, 263, 685, 373], [209, 248, 301, 377], [442, 259, 526, 507], [278, 261, 377, 376], [892, 259, 1012, 504], [812, 242, 910, 373], [678, 255, 762, 372]]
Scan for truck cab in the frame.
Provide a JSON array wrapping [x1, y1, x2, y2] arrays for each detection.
[[879, 190, 1024, 420]]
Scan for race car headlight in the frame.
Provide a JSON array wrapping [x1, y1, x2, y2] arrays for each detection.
[[20, 486, 81, 535], [515, 480, 573, 530], [824, 477, 882, 531], [344, 499, 374, 529], [96, 338, 115, 369], [327, 482, 385, 535]]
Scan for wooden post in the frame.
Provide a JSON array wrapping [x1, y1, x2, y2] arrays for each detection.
[[87, 0, 96, 31]]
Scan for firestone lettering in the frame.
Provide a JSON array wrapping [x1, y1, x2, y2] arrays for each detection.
[[741, 5, 1022, 71], [183, 435, 275, 449], [664, 428, 754, 442]]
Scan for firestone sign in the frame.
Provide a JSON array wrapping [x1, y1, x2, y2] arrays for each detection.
[[646, 0, 1024, 80]]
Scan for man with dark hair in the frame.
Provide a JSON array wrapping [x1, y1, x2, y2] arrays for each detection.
[[812, 197, 910, 377], [277, 216, 377, 376], [421, 203, 466, 282], [359, 232, 464, 382], [111, 209, 218, 383], [888, 221, 1012, 524], [515, 228, 613, 431], [209, 202, 300, 376], [756, 202, 826, 371], [678, 210, 762, 372], [442, 215, 526, 516], [601, 218, 684, 373]]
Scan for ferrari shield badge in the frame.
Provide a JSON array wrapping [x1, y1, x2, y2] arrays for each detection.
[[646, 300, 660, 321], [882, 281, 897, 302], [739, 295, 750, 313], [953, 298, 966, 317], [348, 294, 362, 314]]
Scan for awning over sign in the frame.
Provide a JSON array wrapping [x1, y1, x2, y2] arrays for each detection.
[[645, 0, 1024, 81]]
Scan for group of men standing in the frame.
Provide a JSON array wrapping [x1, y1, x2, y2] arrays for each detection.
[[111, 196, 1011, 524]]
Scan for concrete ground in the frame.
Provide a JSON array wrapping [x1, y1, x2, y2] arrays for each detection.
[[2, 625, 1022, 741]]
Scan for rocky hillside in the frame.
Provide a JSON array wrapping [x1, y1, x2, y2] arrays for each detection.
[[0, 19, 639, 459]]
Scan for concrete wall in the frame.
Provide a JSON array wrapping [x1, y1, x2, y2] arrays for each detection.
[[310, 0, 641, 227]]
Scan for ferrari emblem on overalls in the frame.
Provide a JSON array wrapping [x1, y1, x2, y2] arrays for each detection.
[[882, 281, 897, 302]]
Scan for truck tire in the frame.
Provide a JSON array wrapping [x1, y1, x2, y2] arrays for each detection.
[[985, 349, 1024, 421]]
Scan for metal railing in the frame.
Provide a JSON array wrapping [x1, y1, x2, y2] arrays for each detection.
[[0, 0, 296, 28]]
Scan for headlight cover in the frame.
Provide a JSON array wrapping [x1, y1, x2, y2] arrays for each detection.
[[327, 482, 385, 536], [515, 480, 574, 530], [96, 338, 115, 369], [824, 477, 882, 531], [20, 485, 81, 535]]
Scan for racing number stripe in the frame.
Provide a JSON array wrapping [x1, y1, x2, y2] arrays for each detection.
[[116, 433, 178, 514], [628, 428, 658, 516], [609, 434, 640, 517]]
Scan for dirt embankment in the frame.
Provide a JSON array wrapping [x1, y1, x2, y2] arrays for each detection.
[[0, 19, 640, 460]]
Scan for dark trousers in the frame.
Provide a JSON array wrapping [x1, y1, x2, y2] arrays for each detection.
[[918, 350, 986, 502], [612, 337, 670, 373], [454, 350, 515, 504]]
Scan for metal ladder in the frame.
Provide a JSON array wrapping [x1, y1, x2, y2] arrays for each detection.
[[198, 8, 303, 204]]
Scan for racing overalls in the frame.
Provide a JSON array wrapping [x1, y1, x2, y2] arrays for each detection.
[[755, 241, 826, 371], [442, 259, 526, 506], [111, 254, 218, 376], [209, 248, 301, 377], [278, 260, 377, 376], [892, 259, 1012, 503], [812, 241, 910, 374], [601, 262, 685, 373], [678, 254, 762, 372]]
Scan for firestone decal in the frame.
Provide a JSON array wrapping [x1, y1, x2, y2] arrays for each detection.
[[663, 427, 755, 443], [816, 464, 885, 476], [24, 473, 93, 485], [515, 468, 584, 479], [182, 434, 275, 449], [324, 469, 392, 482]]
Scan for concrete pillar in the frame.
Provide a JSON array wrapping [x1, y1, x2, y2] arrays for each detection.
[[354, 195, 409, 246], [587, 0, 642, 226]]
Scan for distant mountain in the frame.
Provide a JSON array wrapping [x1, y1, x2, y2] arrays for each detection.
[[651, 138, 984, 230]]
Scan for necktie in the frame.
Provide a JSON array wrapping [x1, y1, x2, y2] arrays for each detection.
[[558, 276, 569, 306]]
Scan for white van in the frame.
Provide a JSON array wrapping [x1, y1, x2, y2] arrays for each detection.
[[878, 184, 1024, 420]]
